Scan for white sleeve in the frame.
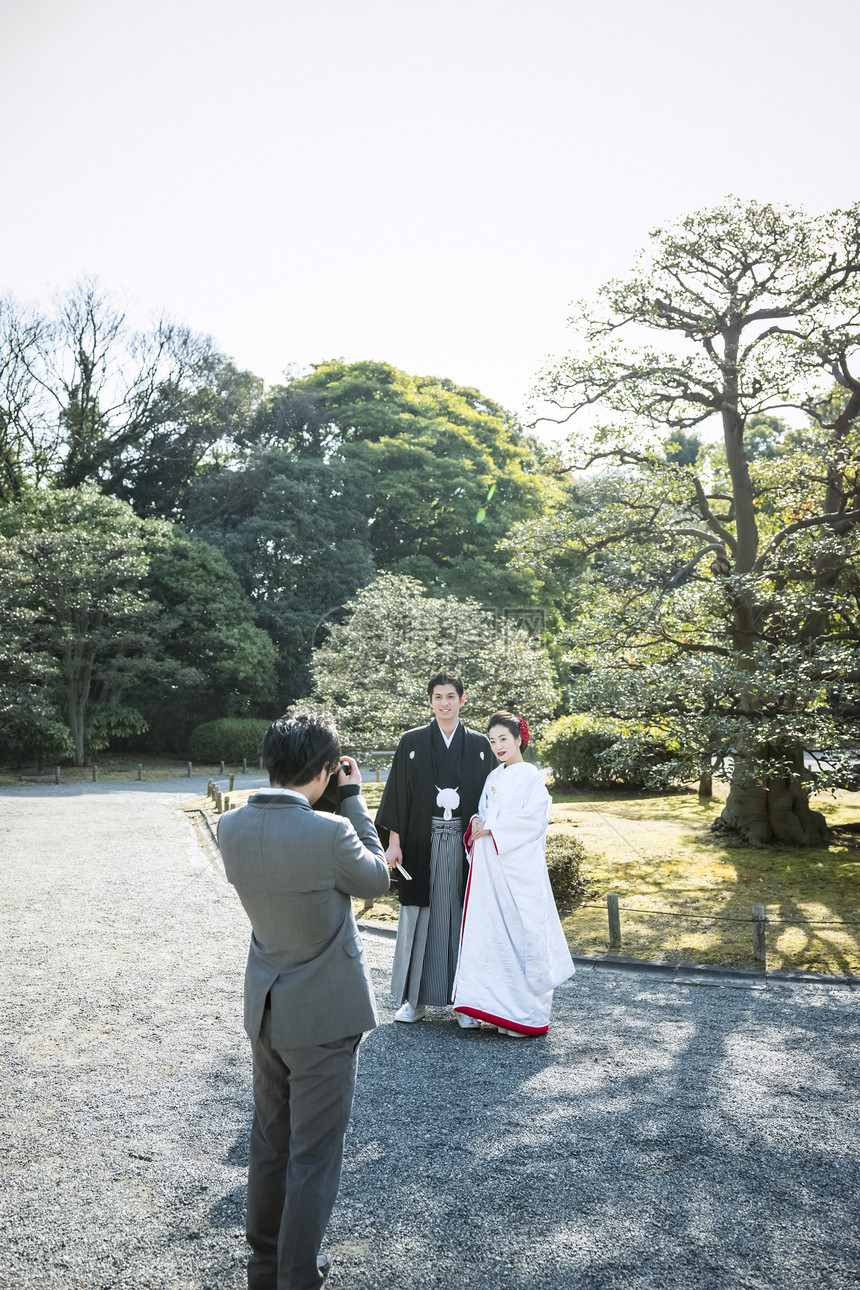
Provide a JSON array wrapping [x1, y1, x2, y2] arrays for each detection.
[[489, 773, 551, 860]]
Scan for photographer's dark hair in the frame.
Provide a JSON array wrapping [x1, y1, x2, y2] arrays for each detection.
[[427, 670, 464, 699], [264, 710, 341, 788], [487, 711, 521, 742]]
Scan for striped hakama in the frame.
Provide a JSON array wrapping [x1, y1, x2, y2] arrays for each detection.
[[391, 816, 464, 1007]]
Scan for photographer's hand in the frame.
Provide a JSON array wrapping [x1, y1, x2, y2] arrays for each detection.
[[337, 756, 363, 789]]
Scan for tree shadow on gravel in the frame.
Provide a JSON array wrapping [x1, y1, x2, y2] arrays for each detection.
[[149, 940, 860, 1290], [329, 977, 860, 1290]]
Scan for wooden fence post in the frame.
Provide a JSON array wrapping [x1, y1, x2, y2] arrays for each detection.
[[92, 766, 98, 783], [259, 757, 263, 770], [229, 773, 235, 792], [187, 761, 193, 777], [607, 892, 622, 951], [54, 765, 61, 785], [752, 905, 767, 967], [220, 760, 225, 775], [242, 758, 247, 774], [137, 763, 143, 781]]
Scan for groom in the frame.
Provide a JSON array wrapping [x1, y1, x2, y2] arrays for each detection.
[[376, 671, 492, 1025]]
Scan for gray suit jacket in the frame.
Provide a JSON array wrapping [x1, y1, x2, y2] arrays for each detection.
[[217, 789, 390, 1049]]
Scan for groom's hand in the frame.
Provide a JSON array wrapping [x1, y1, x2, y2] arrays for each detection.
[[385, 841, 403, 868]]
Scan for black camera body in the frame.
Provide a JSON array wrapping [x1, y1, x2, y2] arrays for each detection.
[[313, 759, 354, 814]]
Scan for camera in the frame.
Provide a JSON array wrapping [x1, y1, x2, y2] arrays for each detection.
[[314, 758, 355, 816]]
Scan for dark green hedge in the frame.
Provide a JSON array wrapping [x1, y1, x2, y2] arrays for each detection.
[[189, 718, 271, 763], [539, 714, 672, 788]]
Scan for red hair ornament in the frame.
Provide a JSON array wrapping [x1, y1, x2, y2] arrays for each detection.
[[518, 718, 530, 747]]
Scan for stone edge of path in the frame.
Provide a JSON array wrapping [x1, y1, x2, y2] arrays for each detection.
[[355, 924, 859, 990]]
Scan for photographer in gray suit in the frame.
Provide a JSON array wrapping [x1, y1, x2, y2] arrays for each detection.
[[218, 710, 390, 1290]]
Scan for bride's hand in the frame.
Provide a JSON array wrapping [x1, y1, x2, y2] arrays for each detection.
[[470, 819, 491, 840]]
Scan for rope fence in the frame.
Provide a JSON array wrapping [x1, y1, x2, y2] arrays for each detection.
[[577, 902, 860, 929], [574, 893, 860, 970], [28, 756, 269, 786]]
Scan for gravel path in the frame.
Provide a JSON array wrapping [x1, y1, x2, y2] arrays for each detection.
[[2, 782, 859, 1290]]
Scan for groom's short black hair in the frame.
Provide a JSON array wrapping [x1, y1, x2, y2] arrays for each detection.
[[427, 670, 464, 699], [264, 710, 342, 788]]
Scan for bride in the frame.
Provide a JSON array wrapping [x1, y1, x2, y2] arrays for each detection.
[[452, 711, 574, 1036]]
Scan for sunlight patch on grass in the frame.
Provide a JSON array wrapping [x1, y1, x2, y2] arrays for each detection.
[[551, 785, 860, 975]]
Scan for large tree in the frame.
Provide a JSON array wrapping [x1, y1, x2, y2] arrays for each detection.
[[244, 359, 552, 603], [133, 526, 280, 748], [191, 360, 559, 699], [513, 199, 860, 846], [0, 566, 68, 767], [187, 449, 377, 700], [0, 488, 280, 763], [0, 280, 260, 517], [0, 487, 166, 764], [306, 573, 559, 749]]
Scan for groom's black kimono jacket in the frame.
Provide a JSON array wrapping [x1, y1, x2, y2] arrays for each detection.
[[376, 720, 492, 906]]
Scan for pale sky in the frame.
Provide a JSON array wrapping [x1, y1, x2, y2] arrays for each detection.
[[1, 0, 857, 426]]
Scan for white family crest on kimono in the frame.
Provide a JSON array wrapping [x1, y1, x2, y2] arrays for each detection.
[[453, 761, 574, 1035], [435, 786, 460, 820]]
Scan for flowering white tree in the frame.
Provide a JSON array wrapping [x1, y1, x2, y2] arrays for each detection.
[[307, 574, 558, 748]]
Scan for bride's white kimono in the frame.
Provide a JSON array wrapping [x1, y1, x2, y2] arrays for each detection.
[[453, 761, 574, 1035]]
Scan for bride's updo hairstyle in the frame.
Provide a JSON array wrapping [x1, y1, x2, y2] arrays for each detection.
[[486, 711, 523, 745]]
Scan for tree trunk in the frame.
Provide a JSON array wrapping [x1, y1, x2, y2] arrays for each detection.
[[64, 645, 93, 767], [67, 688, 86, 767], [721, 775, 829, 847]]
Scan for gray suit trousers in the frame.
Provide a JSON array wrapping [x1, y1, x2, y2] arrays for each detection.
[[247, 1006, 361, 1290]]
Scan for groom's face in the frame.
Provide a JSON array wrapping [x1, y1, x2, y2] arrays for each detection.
[[429, 684, 465, 723]]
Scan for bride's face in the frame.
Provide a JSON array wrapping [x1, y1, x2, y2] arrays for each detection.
[[488, 725, 522, 764]]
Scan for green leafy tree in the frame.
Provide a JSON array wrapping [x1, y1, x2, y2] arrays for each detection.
[[187, 450, 376, 700], [306, 573, 559, 748], [0, 580, 68, 767], [133, 527, 280, 748], [0, 488, 280, 763], [193, 361, 562, 700], [245, 360, 552, 603], [0, 487, 166, 765], [109, 356, 263, 520], [665, 428, 703, 466], [513, 198, 860, 846]]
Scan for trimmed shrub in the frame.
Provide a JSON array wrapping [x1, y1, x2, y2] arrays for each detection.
[[189, 718, 271, 763], [540, 714, 616, 786], [539, 713, 672, 788], [545, 833, 597, 908], [0, 713, 74, 768]]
